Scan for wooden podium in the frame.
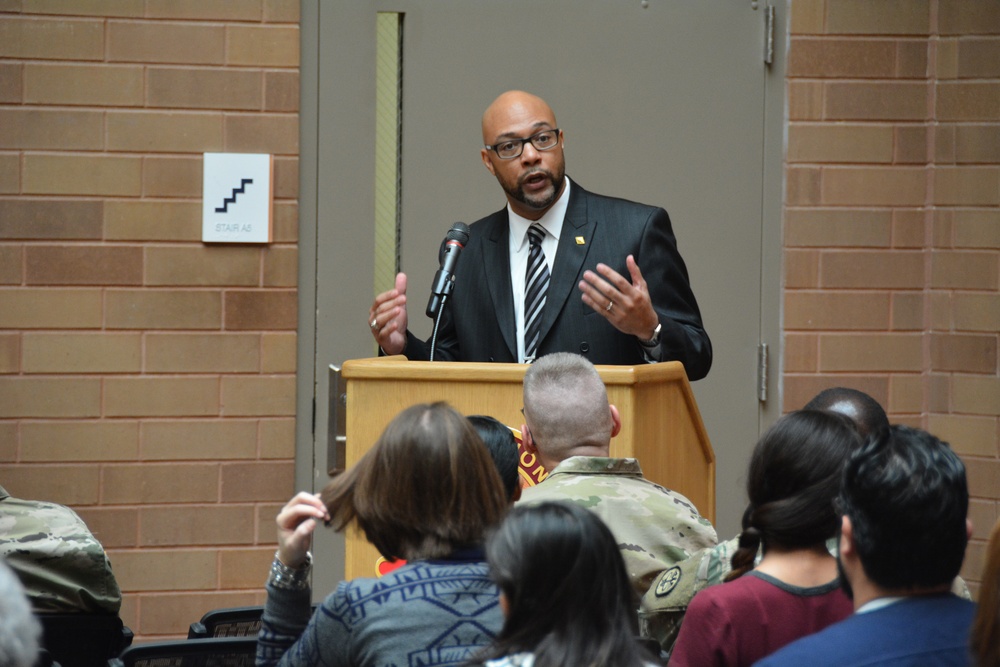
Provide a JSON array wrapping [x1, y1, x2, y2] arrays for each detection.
[[336, 356, 714, 580]]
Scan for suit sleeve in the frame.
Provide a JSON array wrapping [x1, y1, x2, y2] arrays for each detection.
[[638, 207, 712, 381]]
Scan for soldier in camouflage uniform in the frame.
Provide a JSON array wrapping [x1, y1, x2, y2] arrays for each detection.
[[516, 353, 717, 599], [0, 484, 121, 614]]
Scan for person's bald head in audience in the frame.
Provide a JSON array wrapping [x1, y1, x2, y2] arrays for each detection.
[[803, 387, 889, 440]]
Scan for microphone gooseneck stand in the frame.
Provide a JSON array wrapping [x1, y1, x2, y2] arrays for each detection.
[[428, 294, 449, 362]]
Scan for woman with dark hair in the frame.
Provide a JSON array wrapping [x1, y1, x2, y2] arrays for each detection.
[[668, 410, 861, 667], [971, 519, 1000, 667], [257, 402, 510, 667], [470, 501, 657, 667], [468, 415, 521, 503]]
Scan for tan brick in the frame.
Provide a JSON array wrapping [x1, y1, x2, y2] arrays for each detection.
[[818, 333, 923, 372], [927, 414, 997, 457], [147, 67, 261, 111], [888, 374, 924, 414], [961, 540, 987, 584], [22, 332, 141, 373], [264, 0, 299, 23], [822, 167, 927, 206], [262, 246, 296, 287], [788, 39, 896, 78], [273, 202, 298, 243], [957, 38, 1000, 77], [21, 420, 139, 462], [145, 333, 260, 373], [784, 249, 820, 288], [937, 39, 960, 80], [928, 291, 953, 332], [930, 333, 997, 374], [0, 246, 20, 285], [891, 292, 924, 330], [259, 417, 295, 459], [219, 547, 275, 588], [103, 463, 219, 504], [783, 333, 818, 373], [0, 200, 103, 240], [826, 0, 930, 35], [104, 201, 201, 242], [108, 111, 224, 153], [0, 333, 19, 372], [142, 156, 203, 198], [0, 16, 104, 60], [119, 595, 137, 634], [226, 25, 299, 67], [968, 458, 1000, 500], [0, 422, 16, 462], [785, 291, 891, 330], [825, 82, 927, 121], [23, 154, 142, 196], [139, 505, 256, 546], [221, 376, 296, 416], [894, 125, 929, 164], [105, 289, 221, 330], [145, 246, 260, 287], [21, 0, 144, 17], [953, 376, 1000, 416], [0, 108, 103, 150], [895, 41, 928, 78], [110, 549, 217, 591], [782, 375, 889, 413], [0, 464, 100, 505], [969, 501, 999, 543], [820, 250, 924, 288], [934, 167, 1000, 206], [264, 71, 298, 112], [73, 507, 139, 548], [936, 123, 957, 164], [221, 461, 293, 502], [0, 288, 102, 328], [261, 332, 296, 374], [891, 210, 925, 248], [938, 83, 1000, 122], [0, 154, 18, 194], [273, 156, 298, 199], [788, 124, 893, 163], [145, 0, 260, 21], [26, 245, 143, 286], [933, 208, 955, 248], [928, 373, 951, 413], [931, 251, 999, 290], [225, 114, 298, 155], [107, 21, 225, 65], [138, 591, 260, 635], [954, 293, 1000, 332], [105, 377, 220, 417], [141, 420, 257, 461], [0, 377, 101, 417], [0, 63, 22, 103], [939, 1, 1000, 36], [24, 63, 142, 106], [224, 290, 297, 330], [955, 125, 1000, 165], [786, 166, 821, 206]]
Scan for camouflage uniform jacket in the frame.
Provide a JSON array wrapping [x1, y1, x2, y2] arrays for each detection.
[[517, 456, 717, 598], [0, 485, 121, 614]]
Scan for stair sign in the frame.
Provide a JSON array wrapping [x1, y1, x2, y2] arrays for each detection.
[[202, 153, 273, 243]]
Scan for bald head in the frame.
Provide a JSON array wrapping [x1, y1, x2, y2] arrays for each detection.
[[804, 387, 889, 440], [522, 353, 614, 462], [481, 90, 558, 144]]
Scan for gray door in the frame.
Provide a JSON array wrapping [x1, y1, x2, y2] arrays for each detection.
[[300, 1, 785, 591]]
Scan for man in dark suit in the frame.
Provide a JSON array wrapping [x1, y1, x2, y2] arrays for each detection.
[[368, 90, 711, 380]]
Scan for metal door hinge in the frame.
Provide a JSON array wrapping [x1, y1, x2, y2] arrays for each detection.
[[764, 4, 775, 66], [757, 343, 769, 402]]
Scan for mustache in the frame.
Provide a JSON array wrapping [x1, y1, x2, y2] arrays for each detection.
[[518, 169, 553, 186]]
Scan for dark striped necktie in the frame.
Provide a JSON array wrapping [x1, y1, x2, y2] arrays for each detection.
[[524, 224, 550, 361]]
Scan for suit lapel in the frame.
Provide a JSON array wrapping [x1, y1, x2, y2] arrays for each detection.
[[539, 182, 595, 344], [482, 212, 517, 358]]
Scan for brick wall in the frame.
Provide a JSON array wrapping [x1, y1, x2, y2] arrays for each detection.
[[0, 1, 299, 639], [784, 0, 999, 597]]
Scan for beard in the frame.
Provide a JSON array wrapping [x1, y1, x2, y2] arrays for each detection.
[[502, 164, 566, 212]]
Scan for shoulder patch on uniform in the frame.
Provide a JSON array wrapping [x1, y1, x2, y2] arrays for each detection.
[[654, 566, 681, 597]]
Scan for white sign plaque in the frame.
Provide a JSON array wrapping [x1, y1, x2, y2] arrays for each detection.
[[202, 153, 273, 243]]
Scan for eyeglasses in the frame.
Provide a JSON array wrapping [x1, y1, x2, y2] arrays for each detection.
[[485, 128, 561, 160]]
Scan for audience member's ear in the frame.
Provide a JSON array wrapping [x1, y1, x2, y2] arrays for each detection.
[[839, 515, 855, 559], [610, 405, 622, 438], [521, 423, 537, 454], [967, 518, 973, 541]]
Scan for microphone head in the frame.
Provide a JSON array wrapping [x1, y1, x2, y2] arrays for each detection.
[[446, 222, 470, 245]]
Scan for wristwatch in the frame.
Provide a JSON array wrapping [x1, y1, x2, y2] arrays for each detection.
[[638, 323, 662, 348]]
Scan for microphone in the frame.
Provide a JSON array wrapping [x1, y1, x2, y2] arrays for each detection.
[[426, 222, 470, 318]]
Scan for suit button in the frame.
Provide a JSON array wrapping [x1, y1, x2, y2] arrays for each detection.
[[580, 342, 590, 353], [489, 356, 495, 362]]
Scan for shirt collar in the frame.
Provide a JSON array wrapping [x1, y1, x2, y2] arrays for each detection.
[[508, 176, 570, 251]]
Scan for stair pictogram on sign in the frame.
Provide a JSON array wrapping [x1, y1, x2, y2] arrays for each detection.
[[215, 178, 254, 213]]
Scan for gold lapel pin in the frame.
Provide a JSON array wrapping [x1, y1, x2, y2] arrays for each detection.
[[575, 236, 585, 245]]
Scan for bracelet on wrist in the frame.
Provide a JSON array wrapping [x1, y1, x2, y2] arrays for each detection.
[[268, 551, 312, 591]]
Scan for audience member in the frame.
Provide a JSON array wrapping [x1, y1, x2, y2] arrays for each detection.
[[0, 483, 121, 614], [469, 415, 522, 502], [669, 410, 860, 666], [469, 501, 658, 667], [757, 425, 976, 666], [802, 387, 889, 440], [257, 402, 509, 667], [0, 560, 40, 667], [971, 518, 1000, 667], [517, 352, 717, 597]]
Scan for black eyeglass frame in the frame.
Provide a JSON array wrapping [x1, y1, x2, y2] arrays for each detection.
[[484, 128, 561, 160]]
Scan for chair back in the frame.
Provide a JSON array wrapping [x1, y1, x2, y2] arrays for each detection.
[[109, 637, 257, 667], [187, 606, 264, 639], [36, 613, 133, 667]]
